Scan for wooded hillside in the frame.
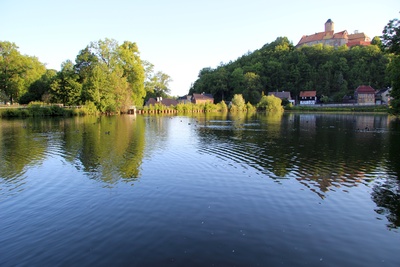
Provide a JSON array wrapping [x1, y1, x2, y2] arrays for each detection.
[[189, 37, 390, 104]]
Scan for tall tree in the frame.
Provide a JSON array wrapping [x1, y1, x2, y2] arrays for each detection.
[[50, 60, 82, 105], [145, 71, 172, 99], [381, 16, 400, 115], [243, 72, 262, 104], [0, 41, 22, 103], [382, 18, 400, 54], [191, 36, 389, 105], [19, 69, 57, 104], [118, 41, 145, 106], [73, 39, 145, 111], [0, 41, 45, 103]]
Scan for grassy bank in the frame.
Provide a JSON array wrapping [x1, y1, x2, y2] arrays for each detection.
[[0, 103, 98, 118], [1, 102, 390, 118], [286, 105, 389, 113]]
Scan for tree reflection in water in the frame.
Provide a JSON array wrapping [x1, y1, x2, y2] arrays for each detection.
[[371, 118, 400, 229], [196, 113, 400, 229]]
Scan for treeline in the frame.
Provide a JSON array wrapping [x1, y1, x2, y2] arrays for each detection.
[[0, 39, 172, 113], [189, 37, 391, 104]]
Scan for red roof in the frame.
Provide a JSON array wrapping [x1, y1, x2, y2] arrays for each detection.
[[333, 30, 348, 39], [296, 19, 371, 48], [355, 85, 375, 94], [300, 91, 317, 97], [297, 30, 348, 46], [297, 31, 333, 46]]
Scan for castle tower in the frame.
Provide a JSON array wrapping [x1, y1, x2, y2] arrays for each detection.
[[325, 19, 334, 32]]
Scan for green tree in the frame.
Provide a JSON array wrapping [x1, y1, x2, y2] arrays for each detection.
[[371, 36, 383, 50], [230, 94, 246, 111], [190, 36, 389, 106], [0, 41, 23, 103], [145, 70, 172, 99], [243, 72, 262, 104], [382, 18, 400, 54], [229, 67, 245, 95], [19, 69, 57, 104], [387, 55, 400, 114], [50, 60, 82, 105], [257, 95, 284, 112], [0, 41, 46, 103], [381, 16, 400, 114], [118, 41, 145, 106], [72, 39, 145, 112]]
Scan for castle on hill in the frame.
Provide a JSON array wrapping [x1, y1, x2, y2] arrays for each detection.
[[296, 19, 371, 48]]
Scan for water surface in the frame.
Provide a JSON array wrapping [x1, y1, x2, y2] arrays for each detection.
[[1, 113, 399, 266]]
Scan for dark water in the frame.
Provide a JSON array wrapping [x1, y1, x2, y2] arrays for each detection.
[[0, 113, 399, 266]]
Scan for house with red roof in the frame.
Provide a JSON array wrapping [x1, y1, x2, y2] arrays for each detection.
[[299, 91, 317, 105], [354, 85, 375, 105], [296, 19, 371, 48]]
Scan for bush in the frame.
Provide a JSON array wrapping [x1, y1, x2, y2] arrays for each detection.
[[50, 105, 65, 116], [80, 101, 99, 115], [246, 102, 256, 112], [231, 94, 246, 111], [204, 102, 217, 112], [217, 101, 228, 112], [0, 108, 19, 117], [257, 95, 284, 112]]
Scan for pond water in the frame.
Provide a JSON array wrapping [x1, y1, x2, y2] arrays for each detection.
[[0, 112, 399, 266]]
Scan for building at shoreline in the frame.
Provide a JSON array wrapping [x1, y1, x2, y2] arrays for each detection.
[[296, 19, 371, 48]]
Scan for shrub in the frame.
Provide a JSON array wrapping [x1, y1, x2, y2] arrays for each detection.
[[246, 102, 256, 112], [257, 95, 284, 112], [0, 108, 19, 117], [217, 101, 228, 112], [80, 101, 99, 115], [204, 102, 217, 112], [231, 94, 246, 111], [50, 105, 65, 116]]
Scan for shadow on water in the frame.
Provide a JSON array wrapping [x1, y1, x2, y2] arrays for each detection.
[[371, 118, 400, 229]]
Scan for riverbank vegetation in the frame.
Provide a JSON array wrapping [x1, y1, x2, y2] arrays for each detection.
[[189, 17, 400, 115], [190, 38, 390, 104], [0, 102, 99, 118], [0, 39, 171, 114], [1, 17, 399, 115], [286, 104, 389, 113]]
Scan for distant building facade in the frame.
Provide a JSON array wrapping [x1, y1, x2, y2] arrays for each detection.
[[177, 95, 192, 104], [354, 85, 375, 105], [299, 91, 317, 105], [375, 88, 392, 105], [296, 19, 371, 48], [191, 93, 214, 104]]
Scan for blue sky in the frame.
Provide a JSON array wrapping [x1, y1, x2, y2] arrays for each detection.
[[1, 0, 399, 96]]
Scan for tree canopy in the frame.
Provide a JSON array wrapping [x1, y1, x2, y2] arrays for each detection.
[[1, 38, 172, 113], [0, 41, 46, 104], [381, 16, 400, 115], [189, 36, 390, 105], [71, 38, 145, 112], [382, 18, 400, 54]]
